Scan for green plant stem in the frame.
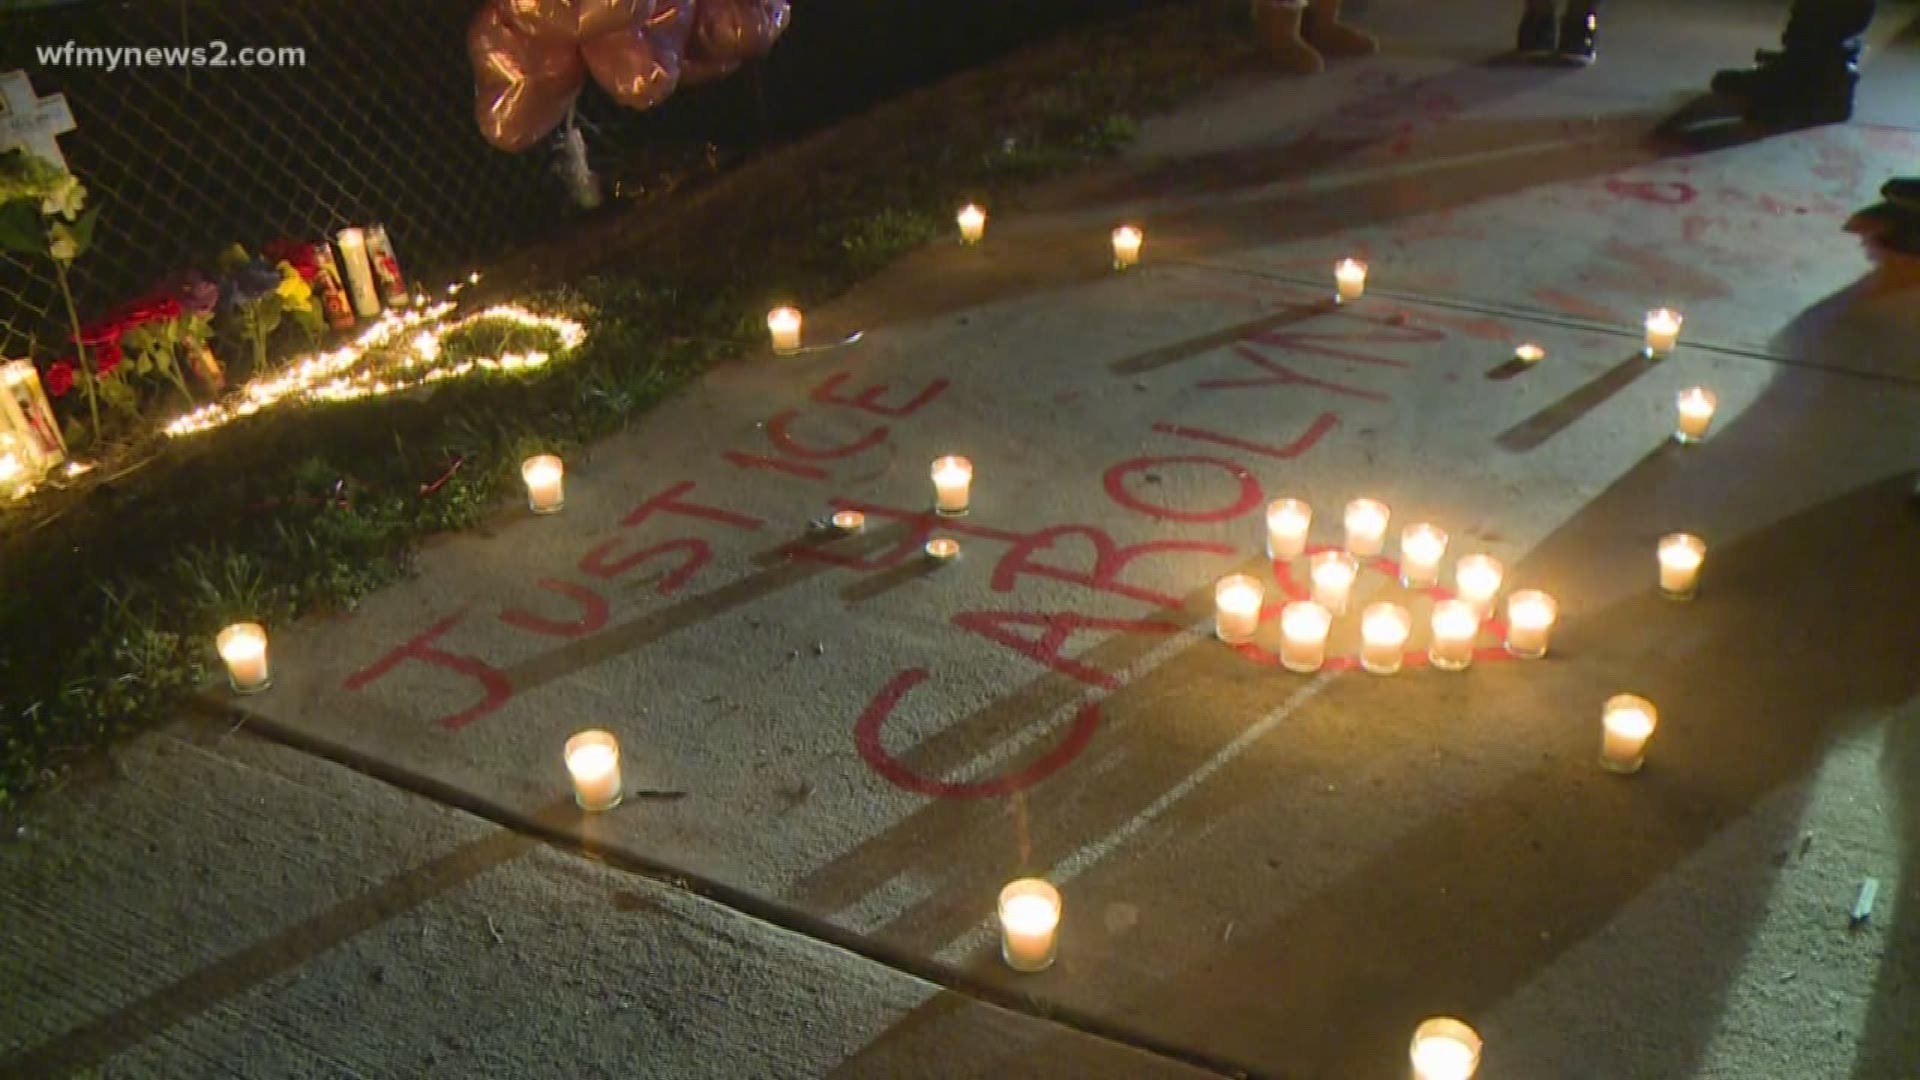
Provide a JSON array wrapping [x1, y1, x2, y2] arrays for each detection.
[[51, 259, 100, 441], [249, 311, 268, 374]]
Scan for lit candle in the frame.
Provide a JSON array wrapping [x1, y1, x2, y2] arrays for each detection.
[[1514, 342, 1546, 363], [831, 509, 865, 533], [1279, 600, 1332, 673], [565, 729, 623, 811], [1453, 554, 1505, 619], [1111, 225, 1143, 270], [1504, 589, 1558, 659], [1335, 258, 1367, 303], [957, 204, 987, 244], [1410, 1017, 1482, 1080], [1309, 550, 1358, 615], [216, 622, 272, 694], [1344, 498, 1390, 557], [925, 537, 961, 563], [1600, 694, 1658, 774], [930, 455, 974, 516], [1266, 498, 1312, 560], [334, 228, 382, 318], [1674, 387, 1717, 444], [1429, 599, 1479, 672], [1644, 308, 1683, 357], [521, 454, 565, 514], [999, 878, 1062, 972], [1658, 532, 1705, 600], [1399, 522, 1448, 589], [767, 306, 803, 354], [1360, 602, 1412, 675], [1214, 573, 1264, 644]]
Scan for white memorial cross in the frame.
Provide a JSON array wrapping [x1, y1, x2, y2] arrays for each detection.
[[0, 71, 77, 172]]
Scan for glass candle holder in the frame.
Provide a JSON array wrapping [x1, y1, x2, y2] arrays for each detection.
[[1335, 258, 1367, 303], [1399, 522, 1448, 589], [1309, 550, 1359, 615], [1600, 694, 1658, 774], [1409, 1017, 1482, 1080], [957, 204, 987, 244], [1360, 602, 1412, 675], [1675, 387, 1717, 444], [998, 878, 1062, 972], [565, 729, 623, 812], [1644, 308, 1682, 357], [1266, 498, 1312, 560], [1453, 554, 1505, 619], [1658, 533, 1705, 600], [931, 455, 974, 516], [522, 454, 564, 514], [1111, 226, 1143, 270], [1215, 574, 1264, 644], [217, 622, 272, 694], [1514, 342, 1545, 364], [1279, 600, 1332, 673], [924, 537, 962, 563], [1504, 589, 1558, 659], [1344, 498, 1390, 557], [1429, 599, 1478, 672], [767, 306, 803, 354]]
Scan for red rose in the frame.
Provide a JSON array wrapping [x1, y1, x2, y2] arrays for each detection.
[[76, 317, 124, 347], [92, 339, 123, 377], [263, 238, 320, 282], [44, 360, 74, 398]]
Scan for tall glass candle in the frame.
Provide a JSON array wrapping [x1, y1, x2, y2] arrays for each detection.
[[1112, 226, 1143, 270], [1360, 602, 1412, 675], [931, 455, 974, 516], [767, 306, 803, 354], [1266, 498, 1312, 560], [1504, 589, 1558, 659], [522, 454, 565, 514], [1600, 694, 1657, 774], [998, 878, 1062, 972], [1454, 554, 1505, 619], [1675, 387, 1717, 444], [565, 729, 623, 811], [957, 204, 987, 244], [1344, 498, 1390, 557], [1658, 533, 1705, 600], [217, 622, 272, 694], [1644, 308, 1682, 357], [1279, 600, 1332, 673], [1429, 599, 1478, 672], [1335, 258, 1367, 303], [1399, 522, 1448, 589], [335, 228, 382, 317], [1309, 550, 1358, 615], [1215, 574, 1264, 644], [1410, 1017, 1482, 1080]]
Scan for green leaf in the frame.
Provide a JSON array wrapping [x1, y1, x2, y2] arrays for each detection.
[[0, 200, 44, 255], [67, 206, 99, 256]]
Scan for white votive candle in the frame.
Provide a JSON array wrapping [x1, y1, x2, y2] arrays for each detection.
[[1504, 589, 1557, 659], [831, 509, 865, 533], [999, 878, 1062, 973], [1309, 550, 1358, 615], [767, 306, 803, 354], [217, 622, 272, 694], [522, 454, 565, 514], [565, 729, 623, 811], [1215, 574, 1264, 644], [1112, 225, 1143, 270], [1454, 554, 1505, 619], [1675, 387, 1717, 444], [924, 537, 961, 563], [957, 204, 987, 244], [1600, 694, 1658, 774], [1515, 342, 1546, 363], [1344, 498, 1390, 557], [1429, 599, 1478, 672], [1335, 258, 1367, 303], [931, 455, 974, 516], [1360, 602, 1412, 675], [1279, 600, 1332, 673], [1399, 522, 1448, 589], [1658, 532, 1705, 599], [335, 228, 382, 317], [1410, 1017, 1482, 1080], [1645, 308, 1683, 357], [1266, 498, 1312, 560]]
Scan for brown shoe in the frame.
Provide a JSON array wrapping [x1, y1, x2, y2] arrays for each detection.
[[1303, 0, 1378, 57], [1252, 0, 1325, 76]]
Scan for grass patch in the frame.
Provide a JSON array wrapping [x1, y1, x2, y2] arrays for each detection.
[[0, 0, 1258, 814]]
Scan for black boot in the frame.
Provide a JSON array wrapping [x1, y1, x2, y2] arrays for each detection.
[[1556, 4, 1598, 65], [1711, 50, 1858, 126], [1515, 2, 1556, 57], [1711, 46, 1858, 97]]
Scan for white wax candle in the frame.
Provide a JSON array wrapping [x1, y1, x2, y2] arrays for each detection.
[[930, 455, 974, 516], [1514, 342, 1546, 363], [1215, 574, 1264, 644], [1429, 599, 1478, 671], [1335, 258, 1367, 302], [1399, 522, 1448, 589], [335, 228, 382, 317], [1360, 602, 1412, 675], [998, 878, 1062, 972], [1658, 533, 1705, 599], [565, 729, 623, 811], [522, 454, 565, 514], [1454, 554, 1505, 619], [1674, 387, 1717, 444], [1409, 1018, 1483, 1080], [1309, 551, 1358, 615], [924, 537, 961, 562], [831, 509, 865, 533], [1112, 226, 1143, 270], [1600, 694, 1658, 774], [957, 204, 987, 244], [1645, 308, 1683, 357], [1266, 498, 1312, 560], [217, 622, 272, 694], [1279, 600, 1332, 673], [1504, 589, 1557, 659], [1344, 498, 1390, 557], [767, 306, 803, 354]]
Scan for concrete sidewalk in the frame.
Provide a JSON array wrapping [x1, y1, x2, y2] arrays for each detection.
[[6, 0, 1920, 1076]]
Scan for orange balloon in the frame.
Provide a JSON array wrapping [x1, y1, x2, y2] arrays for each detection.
[[469, 3, 586, 152]]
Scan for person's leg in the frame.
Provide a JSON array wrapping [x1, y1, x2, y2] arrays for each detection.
[[1556, 0, 1599, 66], [1713, 0, 1874, 125], [1253, 0, 1325, 76], [1302, 0, 1377, 58], [1515, 0, 1557, 57]]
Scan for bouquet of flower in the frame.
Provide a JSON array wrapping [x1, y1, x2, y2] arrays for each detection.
[[216, 243, 323, 375], [0, 149, 105, 441]]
